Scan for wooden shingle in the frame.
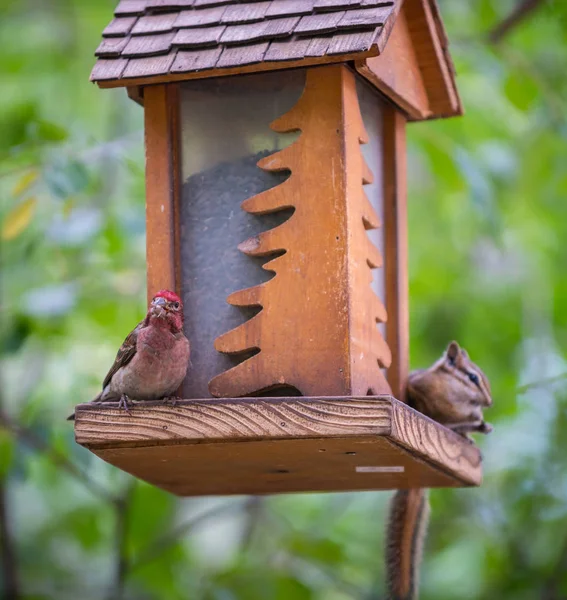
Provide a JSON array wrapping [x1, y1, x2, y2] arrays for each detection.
[[96, 37, 130, 57], [131, 13, 178, 35], [90, 58, 129, 80], [295, 11, 346, 36], [338, 6, 392, 28], [216, 41, 269, 68], [221, 3, 271, 25], [171, 46, 223, 72], [220, 17, 300, 45], [122, 52, 177, 77], [114, 0, 150, 16], [305, 35, 333, 57], [265, 1, 315, 18], [174, 6, 227, 27], [122, 32, 176, 56], [103, 17, 138, 37], [172, 25, 225, 47], [328, 29, 378, 54], [263, 37, 313, 61]]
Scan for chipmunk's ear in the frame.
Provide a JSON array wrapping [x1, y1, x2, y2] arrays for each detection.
[[446, 341, 460, 363]]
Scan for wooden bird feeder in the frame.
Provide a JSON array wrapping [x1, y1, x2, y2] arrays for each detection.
[[74, 0, 482, 496]]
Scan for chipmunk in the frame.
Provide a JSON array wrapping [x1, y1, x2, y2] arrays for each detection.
[[385, 341, 493, 600]]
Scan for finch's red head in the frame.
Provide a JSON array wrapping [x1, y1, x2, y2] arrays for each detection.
[[148, 290, 184, 331], [154, 290, 182, 305]]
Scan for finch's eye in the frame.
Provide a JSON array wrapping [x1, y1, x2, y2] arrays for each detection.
[[173, 301, 180, 309]]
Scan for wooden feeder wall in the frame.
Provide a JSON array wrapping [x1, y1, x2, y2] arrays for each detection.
[[75, 0, 480, 496]]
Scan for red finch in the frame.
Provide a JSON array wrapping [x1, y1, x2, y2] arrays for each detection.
[[67, 290, 190, 420]]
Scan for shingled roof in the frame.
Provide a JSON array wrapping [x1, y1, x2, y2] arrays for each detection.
[[91, 0, 400, 83]]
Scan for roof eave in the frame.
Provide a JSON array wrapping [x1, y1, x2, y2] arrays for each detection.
[[93, 46, 381, 89]]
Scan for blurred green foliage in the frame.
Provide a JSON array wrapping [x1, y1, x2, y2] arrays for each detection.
[[1, 1, 567, 599]]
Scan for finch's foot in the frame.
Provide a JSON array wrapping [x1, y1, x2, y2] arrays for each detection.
[[118, 394, 133, 415], [163, 396, 182, 408]]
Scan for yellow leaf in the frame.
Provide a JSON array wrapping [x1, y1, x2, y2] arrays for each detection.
[[2, 198, 37, 241], [12, 170, 39, 197]]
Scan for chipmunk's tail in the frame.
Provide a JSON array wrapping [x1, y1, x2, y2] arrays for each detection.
[[385, 488, 430, 600]]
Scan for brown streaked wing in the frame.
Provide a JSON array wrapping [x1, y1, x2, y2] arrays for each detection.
[[102, 320, 145, 388]]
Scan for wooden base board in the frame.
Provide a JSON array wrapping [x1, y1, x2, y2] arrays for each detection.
[[73, 396, 482, 496]]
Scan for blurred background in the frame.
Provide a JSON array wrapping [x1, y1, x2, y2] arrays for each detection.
[[1, 1, 567, 598]]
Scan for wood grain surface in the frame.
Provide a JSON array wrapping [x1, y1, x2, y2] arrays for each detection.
[[73, 395, 482, 495], [343, 68, 392, 394], [75, 397, 393, 447], [389, 400, 482, 486], [404, 0, 462, 117], [383, 106, 408, 401], [144, 84, 179, 303], [355, 7, 431, 120], [91, 436, 462, 496]]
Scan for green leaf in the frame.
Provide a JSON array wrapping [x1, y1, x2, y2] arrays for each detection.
[[36, 119, 68, 143], [64, 506, 105, 550], [504, 71, 539, 112], [0, 429, 14, 477]]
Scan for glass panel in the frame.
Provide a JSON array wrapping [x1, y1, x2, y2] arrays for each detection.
[[356, 77, 386, 339], [179, 70, 305, 398]]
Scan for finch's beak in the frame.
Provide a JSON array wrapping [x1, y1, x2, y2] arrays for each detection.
[[151, 296, 167, 317]]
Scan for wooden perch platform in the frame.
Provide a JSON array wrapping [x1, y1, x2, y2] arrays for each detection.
[[73, 396, 482, 497]]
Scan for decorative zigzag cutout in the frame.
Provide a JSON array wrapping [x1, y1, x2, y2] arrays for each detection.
[[209, 66, 391, 398]]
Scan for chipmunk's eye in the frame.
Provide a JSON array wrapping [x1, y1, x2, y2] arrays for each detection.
[[468, 372, 479, 385]]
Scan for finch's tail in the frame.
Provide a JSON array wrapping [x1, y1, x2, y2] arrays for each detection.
[[66, 391, 104, 421]]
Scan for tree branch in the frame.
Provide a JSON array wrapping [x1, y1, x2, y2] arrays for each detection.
[[239, 496, 265, 554], [489, 0, 545, 44], [107, 482, 136, 600], [541, 532, 567, 599], [0, 480, 20, 600]]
